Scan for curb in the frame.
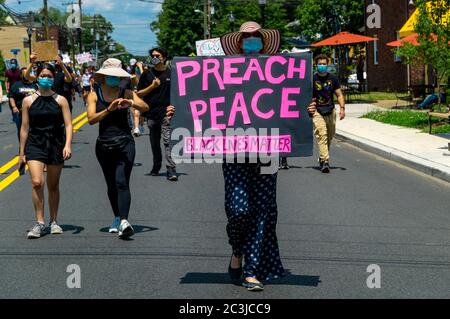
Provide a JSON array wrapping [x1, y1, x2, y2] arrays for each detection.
[[336, 130, 450, 183]]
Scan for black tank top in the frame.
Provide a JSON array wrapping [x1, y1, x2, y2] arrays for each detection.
[[28, 93, 65, 140], [94, 84, 131, 138]]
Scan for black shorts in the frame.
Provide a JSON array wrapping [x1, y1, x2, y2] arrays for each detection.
[[83, 86, 91, 93]]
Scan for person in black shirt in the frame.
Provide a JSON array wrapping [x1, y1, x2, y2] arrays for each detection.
[[312, 54, 346, 173], [137, 48, 176, 181], [24, 53, 74, 112], [8, 68, 38, 141]]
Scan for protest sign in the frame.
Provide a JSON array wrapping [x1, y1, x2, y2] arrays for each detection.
[[76, 52, 93, 64], [195, 38, 225, 56], [33, 41, 59, 62], [170, 53, 313, 158]]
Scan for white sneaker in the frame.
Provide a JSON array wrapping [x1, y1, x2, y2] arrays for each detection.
[[109, 217, 120, 233], [27, 223, 46, 239], [132, 128, 141, 137], [50, 221, 63, 235], [118, 219, 134, 239]]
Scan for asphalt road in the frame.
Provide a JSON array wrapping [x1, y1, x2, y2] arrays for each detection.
[[0, 99, 449, 299]]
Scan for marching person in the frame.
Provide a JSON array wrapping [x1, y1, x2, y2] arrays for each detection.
[[81, 67, 94, 105], [5, 58, 22, 94], [25, 54, 74, 112], [19, 63, 73, 239], [87, 58, 149, 239], [220, 21, 317, 291], [137, 48, 177, 181], [312, 54, 345, 173], [8, 67, 38, 141]]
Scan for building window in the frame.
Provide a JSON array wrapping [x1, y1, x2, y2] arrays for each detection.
[[373, 34, 379, 65], [394, 32, 402, 63]]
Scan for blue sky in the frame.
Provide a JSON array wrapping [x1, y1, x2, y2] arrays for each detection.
[[5, 0, 162, 56]]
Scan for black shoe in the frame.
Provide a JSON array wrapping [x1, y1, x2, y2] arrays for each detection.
[[150, 170, 159, 176], [228, 255, 243, 281], [150, 166, 160, 176], [242, 278, 264, 291], [167, 169, 178, 181], [321, 162, 330, 173]]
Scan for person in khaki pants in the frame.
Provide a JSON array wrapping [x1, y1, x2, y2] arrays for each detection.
[[312, 54, 345, 173]]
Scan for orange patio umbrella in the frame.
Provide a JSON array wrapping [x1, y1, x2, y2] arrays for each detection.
[[386, 33, 447, 47], [312, 31, 379, 46]]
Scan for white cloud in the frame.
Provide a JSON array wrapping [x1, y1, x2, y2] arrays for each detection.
[[83, 0, 116, 12]]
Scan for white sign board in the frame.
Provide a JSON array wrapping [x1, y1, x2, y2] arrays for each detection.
[[76, 52, 93, 64], [62, 54, 71, 64], [195, 38, 225, 56]]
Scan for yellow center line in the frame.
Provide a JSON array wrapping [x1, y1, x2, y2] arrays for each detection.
[[0, 156, 19, 175], [0, 112, 90, 192], [72, 111, 87, 125], [0, 165, 28, 192], [73, 117, 89, 132]]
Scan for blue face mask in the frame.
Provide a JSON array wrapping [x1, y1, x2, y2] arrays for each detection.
[[38, 77, 54, 89], [243, 37, 263, 54], [106, 76, 121, 87], [317, 64, 328, 74], [10, 64, 17, 70]]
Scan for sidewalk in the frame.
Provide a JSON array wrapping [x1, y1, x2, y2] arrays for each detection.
[[335, 103, 450, 183]]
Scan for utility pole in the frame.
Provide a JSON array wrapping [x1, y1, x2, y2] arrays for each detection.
[[93, 14, 99, 67], [258, 0, 267, 27], [78, 0, 82, 52], [203, 0, 208, 39], [43, 0, 49, 40], [207, 0, 212, 39]]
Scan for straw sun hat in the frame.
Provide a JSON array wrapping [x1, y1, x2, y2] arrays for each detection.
[[220, 21, 281, 55], [94, 58, 130, 83]]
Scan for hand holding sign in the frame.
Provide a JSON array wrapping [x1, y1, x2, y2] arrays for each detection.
[[166, 105, 176, 119], [30, 52, 37, 63]]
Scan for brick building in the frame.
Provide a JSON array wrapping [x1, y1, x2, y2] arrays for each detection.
[[365, 0, 419, 92]]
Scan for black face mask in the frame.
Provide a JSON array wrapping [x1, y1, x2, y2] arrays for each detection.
[[150, 57, 162, 67]]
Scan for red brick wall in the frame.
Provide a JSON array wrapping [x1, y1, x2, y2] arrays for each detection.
[[365, 0, 411, 92]]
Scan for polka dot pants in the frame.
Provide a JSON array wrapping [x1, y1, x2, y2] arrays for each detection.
[[223, 163, 286, 281]]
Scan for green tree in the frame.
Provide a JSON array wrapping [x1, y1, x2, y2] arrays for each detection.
[[151, 0, 294, 56], [291, 0, 365, 42], [151, 0, 204, 56], [0, 0, 10, 26], [397, 0, 450, 106]]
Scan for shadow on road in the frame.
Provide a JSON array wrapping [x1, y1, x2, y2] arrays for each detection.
[[179, 270, 321, 287], [63, 165, 82, 169], [60, 225, 85, 234], [144, 172, 189, 177], [305, 166, 347, 171], [98, 225, 158, 234]]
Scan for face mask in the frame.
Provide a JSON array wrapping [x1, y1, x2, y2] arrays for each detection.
[[106, 76, 121, 87], [242, 37, 263, 54], [150, 57, 162, 67], [317, 64, 328, 74], [11, 64, 17, 70], [38, 77, 54, 89]]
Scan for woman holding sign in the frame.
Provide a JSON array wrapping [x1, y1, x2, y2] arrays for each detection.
[[219, 22, 317, 291], [86, 58, 149, 239]]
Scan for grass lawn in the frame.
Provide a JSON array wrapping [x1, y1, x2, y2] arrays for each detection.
[[362, 110, 450, 134], [355, 92, 398, 102]]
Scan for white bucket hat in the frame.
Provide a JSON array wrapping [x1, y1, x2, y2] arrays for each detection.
[[94, 58, 130, 83]]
